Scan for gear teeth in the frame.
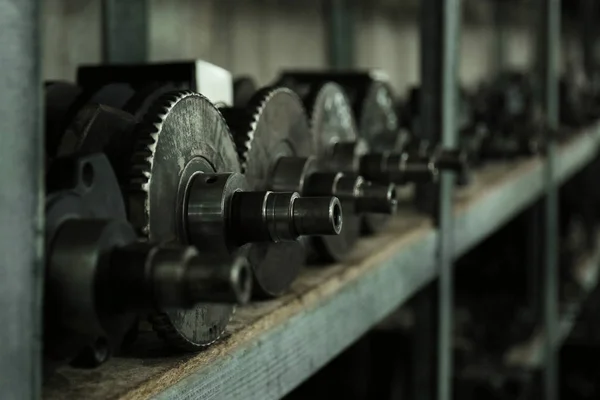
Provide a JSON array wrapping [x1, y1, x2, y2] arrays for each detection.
[[224, 86, 306, 174], [128, 89, 239, 350], [219, 108, 252, 162], [128, 89, 237, 236], [301, 82, 325, 133], [147, 307, 236, 351]]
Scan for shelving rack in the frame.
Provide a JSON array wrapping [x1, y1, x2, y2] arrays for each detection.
[[0, 1, 43, 399], [1, 0, 597, 399]]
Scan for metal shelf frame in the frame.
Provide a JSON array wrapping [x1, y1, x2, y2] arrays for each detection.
[[41, 131, 600, 400], [3, 0, 598, 399], [0, 0, 43, 399]]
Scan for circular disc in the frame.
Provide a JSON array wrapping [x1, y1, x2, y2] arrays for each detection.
[[232, 86, 310, 296], [358, 81, 399, 233], [278, 73, 399, 234], [304, 82, 361, 261], [131, 91, 240, 349], [358, 80, 401, 152]]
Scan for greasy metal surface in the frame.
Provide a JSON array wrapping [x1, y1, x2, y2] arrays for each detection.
[[44, 155, 131, 362], [357, 80, 400, 233], [304, 82, 361, 261], [130, 91, 239, 348], [0, 0, 42, 397], [227, 87, 310, 296]]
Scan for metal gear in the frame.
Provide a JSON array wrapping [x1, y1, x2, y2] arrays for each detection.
[[280, 73, 405, 234], [302, 82, 384, 260], [129, 90, 241, 349], [223, 86, 312, 295], [44, 153, 252, 366]]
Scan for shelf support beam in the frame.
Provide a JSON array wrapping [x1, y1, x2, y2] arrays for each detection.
[[0, 0, 43, 398], [418, 1, 461, 399], [538, 0, 560, 399]]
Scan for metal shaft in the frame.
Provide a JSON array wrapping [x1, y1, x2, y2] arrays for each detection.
[[359, 152, 438, 185], [272, 156, 397, 214], [291, 196, 343, 236], [304, 172, 397, 215], [186, 173, 342, 250], [329, 141, 438, 185], [111, 244, 252, 308], [354, 179, 398, 214], [433, 149, 468, 173]]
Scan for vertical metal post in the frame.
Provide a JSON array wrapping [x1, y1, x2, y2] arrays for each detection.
[[539, 0, 560, 399], [414, 3, 444, 399], [417, 1, 461, 399], [324, 0, 355, 69], [438, 1, 460, 400], [102, 0, 148, 63], [414, 0, 443, 216], [0, 0, 43, 398], [527, 202, 543, 328], [493, 0, 508, 76]]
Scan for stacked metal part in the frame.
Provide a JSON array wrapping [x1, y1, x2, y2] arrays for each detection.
[[43, 78, 344, 365], [45, 61, 428, 367]]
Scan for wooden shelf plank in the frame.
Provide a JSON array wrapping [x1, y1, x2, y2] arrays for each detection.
[[42, 128, 600, 400]]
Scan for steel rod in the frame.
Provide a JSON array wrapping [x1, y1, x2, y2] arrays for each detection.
[[438, 1, 460, 400], [418, 0, 461, 398], [539, 0, 560, 399], [0, 0, 43, 398]]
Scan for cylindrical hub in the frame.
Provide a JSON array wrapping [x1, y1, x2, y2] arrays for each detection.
[[270, 156, 315, 193], [111, 244, 253, 307], [359, 152, 438, 185], [304, 172, 397, 215], [185, 172, 247, 256], [328, 141, 362, 172], [433, 148, 469, 174], [292, 196, 343, 236], [354, 179, 398, 214], [186, 172, 342, 249]]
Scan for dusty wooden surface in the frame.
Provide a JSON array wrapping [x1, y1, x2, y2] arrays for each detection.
[[455, 157, 542, 212], [45, 149, 587, 399], [43, 196, 432, 399]]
